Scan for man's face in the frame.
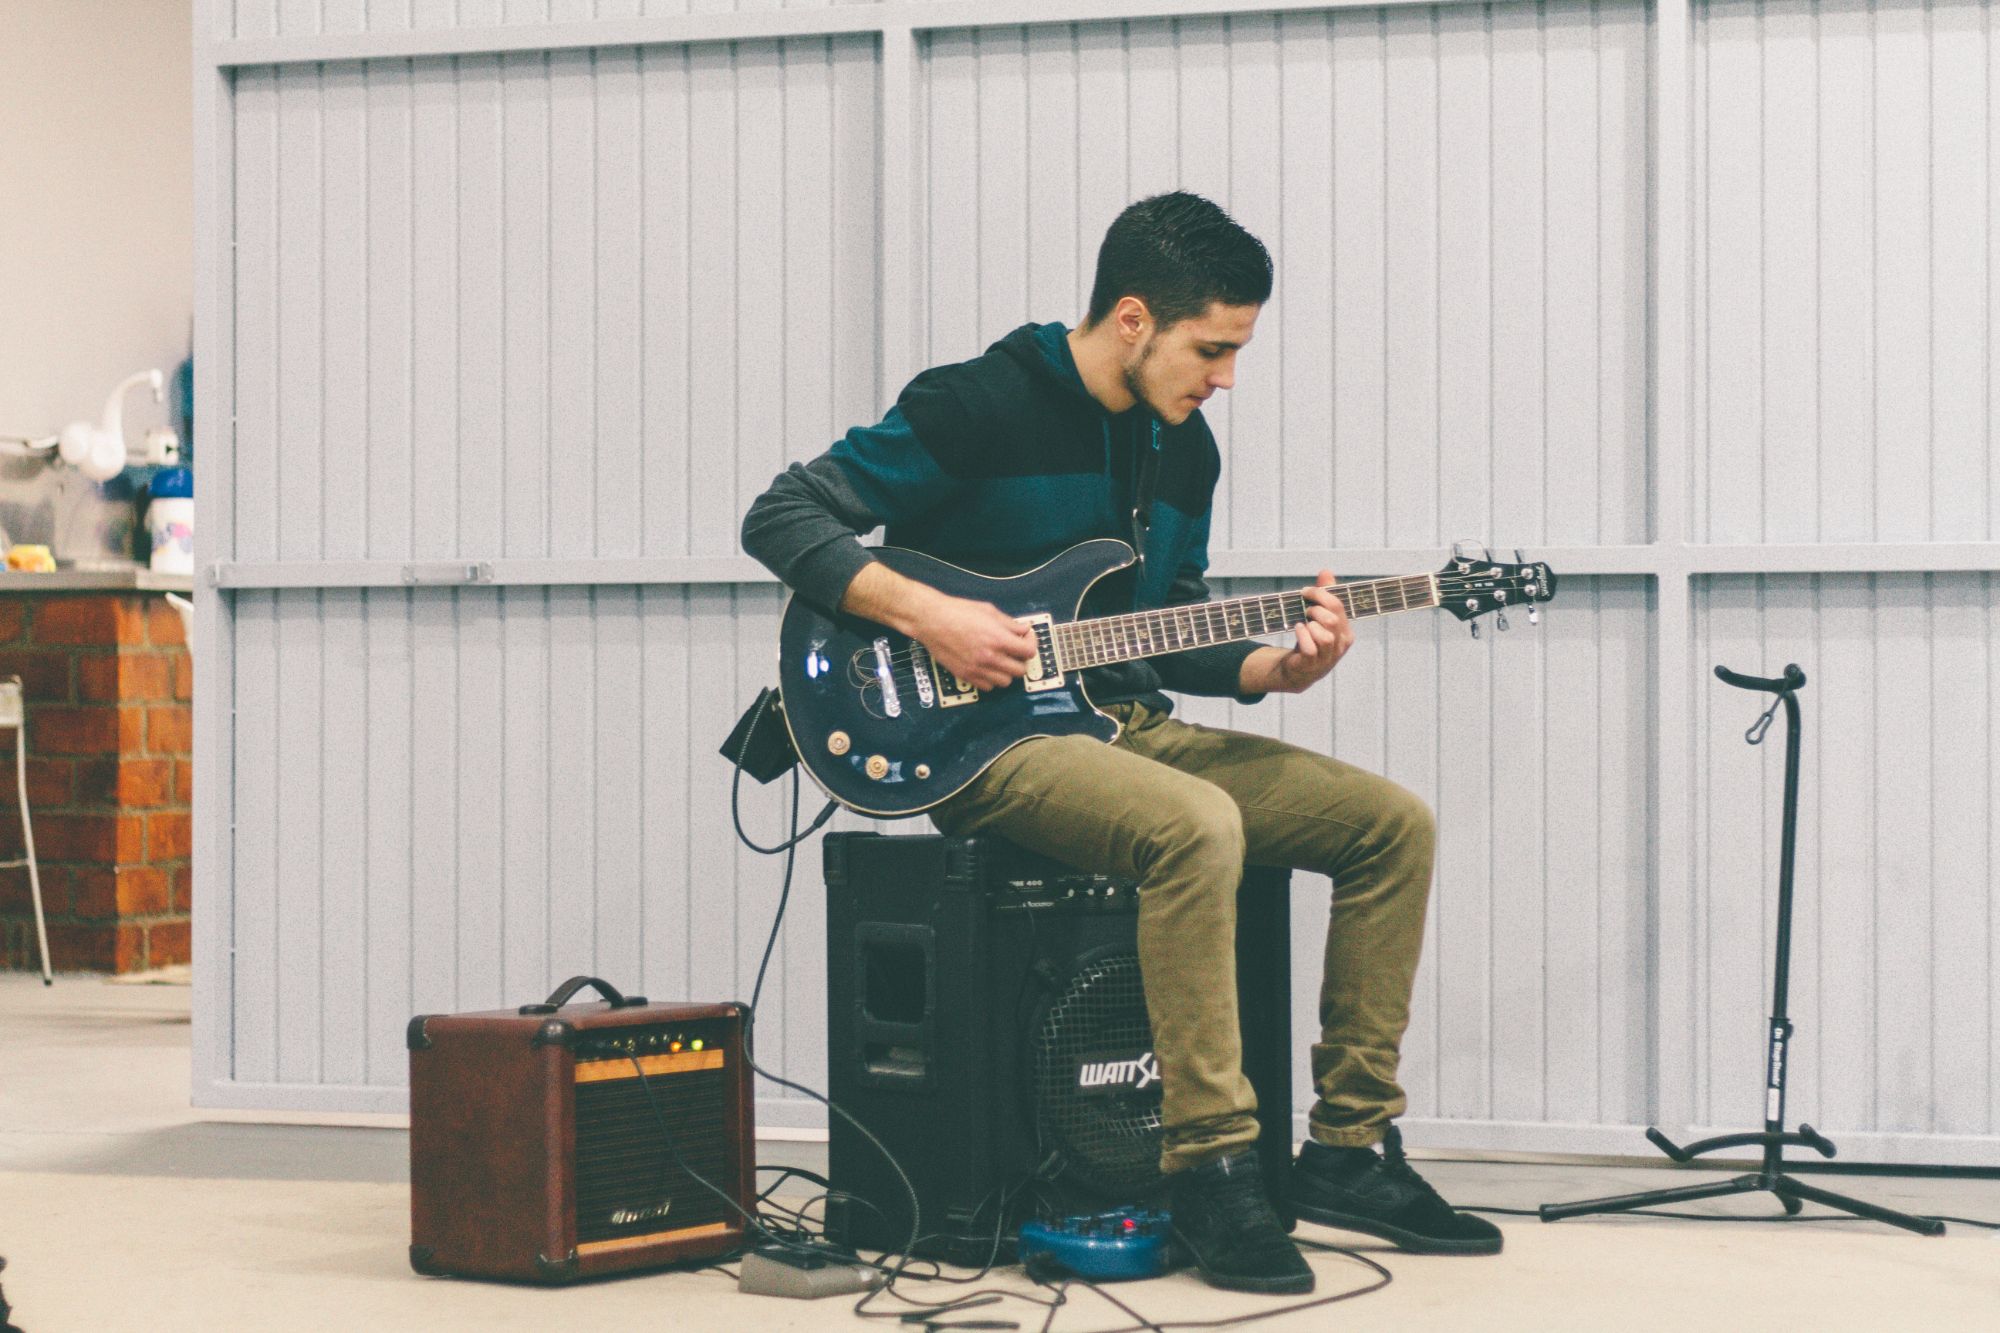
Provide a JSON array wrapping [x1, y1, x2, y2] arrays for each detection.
[[1121, 300, 1261, 425]]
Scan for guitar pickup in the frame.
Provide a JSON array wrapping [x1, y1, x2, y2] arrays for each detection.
[[921, 615, 1065, 707], [1020, 615, 1065, 694], [932, 657, 980, 708]]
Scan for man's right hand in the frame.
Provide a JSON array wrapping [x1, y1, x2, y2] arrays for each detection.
[[840, 561, 1036, 691], [911, 594, 1038, 690]]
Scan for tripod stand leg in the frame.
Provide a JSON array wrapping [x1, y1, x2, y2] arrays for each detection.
[[1541, 1175, 1758, 1223], [1773, 1177, 1945, 1237]]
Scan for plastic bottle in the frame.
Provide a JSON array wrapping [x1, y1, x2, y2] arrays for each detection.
[[147, 466, 193, 574]]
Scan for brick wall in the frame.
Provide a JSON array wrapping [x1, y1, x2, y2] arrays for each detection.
[[0, 595, 191, 973]]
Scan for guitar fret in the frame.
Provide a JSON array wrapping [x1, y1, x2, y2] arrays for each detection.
[[1060, 563, 1470, 670]]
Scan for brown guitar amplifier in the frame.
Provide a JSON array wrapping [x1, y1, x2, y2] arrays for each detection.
[[407, 976, 755, 1283]]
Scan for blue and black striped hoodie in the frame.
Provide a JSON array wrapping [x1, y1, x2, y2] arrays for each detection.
[[741, 322, 1262, 712]]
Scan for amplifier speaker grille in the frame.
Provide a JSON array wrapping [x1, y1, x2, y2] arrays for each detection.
[[573, 1061, 734, 1246]]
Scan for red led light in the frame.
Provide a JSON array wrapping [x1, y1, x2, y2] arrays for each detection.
[[1122, 1218, 1137, 1231]]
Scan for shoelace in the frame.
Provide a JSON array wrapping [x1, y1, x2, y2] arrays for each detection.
[[1373, 1126, 1451, 1207]]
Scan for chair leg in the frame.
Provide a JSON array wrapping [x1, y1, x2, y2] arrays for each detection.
[[17, 729, 50, 985]]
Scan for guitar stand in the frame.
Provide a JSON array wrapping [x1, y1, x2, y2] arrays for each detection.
[[1540, 664, 1944, 1237]]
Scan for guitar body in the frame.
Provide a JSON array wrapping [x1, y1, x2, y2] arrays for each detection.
[[777, 540, 1132, 818]]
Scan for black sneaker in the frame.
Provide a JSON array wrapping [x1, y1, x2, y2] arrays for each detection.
[[1290, 1125, 1503, 1255], [1168, 1151, 1316, 1295]]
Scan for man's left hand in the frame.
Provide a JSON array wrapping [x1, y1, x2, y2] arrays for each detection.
[[1240, 569, 1352, 695]]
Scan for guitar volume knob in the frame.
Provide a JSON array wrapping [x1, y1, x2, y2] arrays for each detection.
[[865, 754, 889, 780], [827, 731, 850, 755]]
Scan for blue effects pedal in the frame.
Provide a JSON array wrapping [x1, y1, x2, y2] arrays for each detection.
[[1017, 1210, 1172, 1281]]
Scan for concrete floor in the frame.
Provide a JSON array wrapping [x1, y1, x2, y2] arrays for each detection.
[[2, 974, 1997, 1332]]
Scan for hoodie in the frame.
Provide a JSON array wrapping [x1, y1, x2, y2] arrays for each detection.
[[740, 322, 1263, 711]]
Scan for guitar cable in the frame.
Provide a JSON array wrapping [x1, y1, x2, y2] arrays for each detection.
[[730, 687, 836, 856], [718, 696, 938, 1286]]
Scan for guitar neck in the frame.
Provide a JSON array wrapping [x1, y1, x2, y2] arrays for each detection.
[[1053, 573, 1441, 672]]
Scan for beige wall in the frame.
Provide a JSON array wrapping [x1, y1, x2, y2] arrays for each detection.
[[0, 0, 191, 440]]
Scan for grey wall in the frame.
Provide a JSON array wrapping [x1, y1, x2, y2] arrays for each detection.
[[0, 0, 191, 436], [0, 0, 192, 562], [194, 0, 2000, 1165]]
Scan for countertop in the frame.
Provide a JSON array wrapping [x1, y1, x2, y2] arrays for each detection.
[[0, 567, 194, 593]]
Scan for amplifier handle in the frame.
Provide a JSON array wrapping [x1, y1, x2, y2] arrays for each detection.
[[518, 975, 648, 1015]]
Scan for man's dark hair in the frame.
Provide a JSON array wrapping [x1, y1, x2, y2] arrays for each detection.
[[1084, 192, 1273, 331]]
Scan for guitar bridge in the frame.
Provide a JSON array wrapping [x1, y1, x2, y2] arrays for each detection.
[[870, 637, 902, 718]]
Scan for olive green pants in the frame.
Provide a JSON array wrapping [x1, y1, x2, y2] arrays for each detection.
[[930, 701, 1435, 1174]]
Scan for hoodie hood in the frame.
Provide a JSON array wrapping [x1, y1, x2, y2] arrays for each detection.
[[994, 321, 1118, 410]]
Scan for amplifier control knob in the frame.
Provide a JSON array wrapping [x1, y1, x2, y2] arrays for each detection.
[[865, 754, 889, 780], [827, 731, 851, 755]]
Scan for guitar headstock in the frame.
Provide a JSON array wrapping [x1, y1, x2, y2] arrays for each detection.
[[1436, 543, 1557, 635]]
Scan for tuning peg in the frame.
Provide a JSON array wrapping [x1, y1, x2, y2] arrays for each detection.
[[1469, 621, 1480, 640], [1496, 611, 1510, 632]]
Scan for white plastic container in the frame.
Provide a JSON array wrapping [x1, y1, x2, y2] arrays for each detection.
[[147, 496, 194, 574]]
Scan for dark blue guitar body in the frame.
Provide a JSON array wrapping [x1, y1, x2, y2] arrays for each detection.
[[777, 540, 1132, 817]]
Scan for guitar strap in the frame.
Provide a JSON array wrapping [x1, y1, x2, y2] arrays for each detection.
[[1130, 418, 1162, 580]]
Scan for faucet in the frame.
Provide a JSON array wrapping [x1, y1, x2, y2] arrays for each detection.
[[58, 368, 167, 481]]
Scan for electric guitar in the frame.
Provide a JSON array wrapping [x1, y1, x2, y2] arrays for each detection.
[[776, 539, 1556, 817]]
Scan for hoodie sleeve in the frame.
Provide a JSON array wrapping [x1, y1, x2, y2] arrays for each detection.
[[1149, 507, 1267, 704], [740, 405, 966, 614]]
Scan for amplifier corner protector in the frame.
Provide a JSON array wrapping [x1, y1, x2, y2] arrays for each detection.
[[408, 1245, 440, 1275], [535, 1250, 581, 1284], [405, 1016, 434, 1051], [531, 1019, 575, 1050]]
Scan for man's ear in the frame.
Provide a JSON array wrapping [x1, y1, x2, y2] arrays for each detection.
[[1113, 294, 1153, 343]]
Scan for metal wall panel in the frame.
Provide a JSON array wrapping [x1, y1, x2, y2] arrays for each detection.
[[1691, 575, 2000, 1158], [1694, 0, 1999, 546], [229, 1, 850, 39], [917, 4, 1651, 553], [224, 584, 849, 1114], [1183, 576, 1655, 1138], [226, 36, 879, 567]]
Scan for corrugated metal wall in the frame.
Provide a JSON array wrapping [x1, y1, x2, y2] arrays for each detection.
[[192, 0, 2000, 1164]]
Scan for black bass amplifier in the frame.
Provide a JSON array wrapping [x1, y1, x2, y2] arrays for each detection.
[[822, 833, 1292, 1263], [408, 977, 754, 1283]]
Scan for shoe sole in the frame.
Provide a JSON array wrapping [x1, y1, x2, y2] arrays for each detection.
[[1291, 1201, 1503, 1256]]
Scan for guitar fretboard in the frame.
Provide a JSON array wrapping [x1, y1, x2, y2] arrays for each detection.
[[1051, 574, 1440, 671]]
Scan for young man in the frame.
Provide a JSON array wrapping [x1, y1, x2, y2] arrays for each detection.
[[742, 193, 1499, 1293]]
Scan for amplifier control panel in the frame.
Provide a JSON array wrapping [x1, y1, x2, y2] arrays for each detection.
[[572, 1021, 731, 1063], [993, 873, 1139, 913]]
